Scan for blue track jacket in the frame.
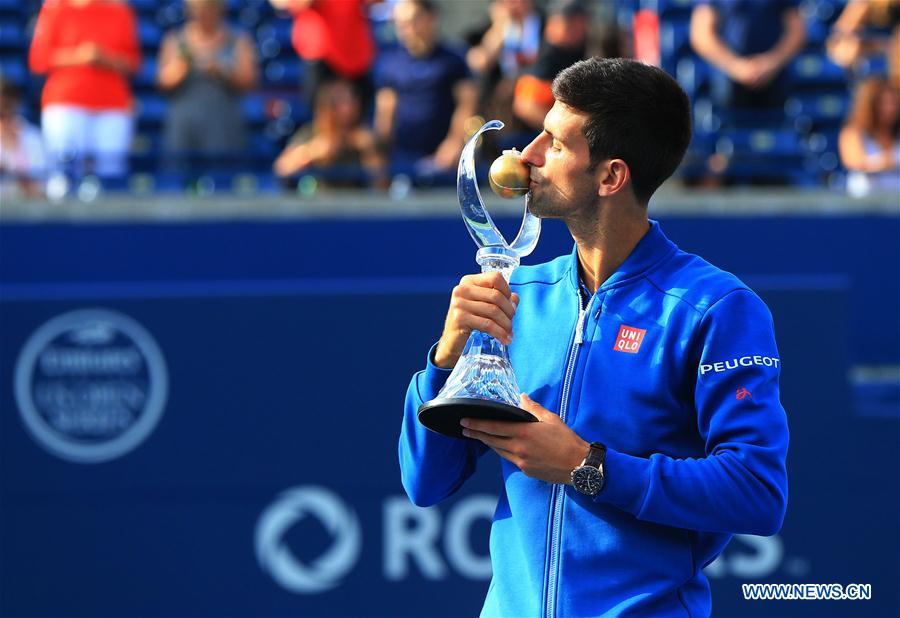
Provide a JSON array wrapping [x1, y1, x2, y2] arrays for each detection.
[[400, 220, 789, 617]]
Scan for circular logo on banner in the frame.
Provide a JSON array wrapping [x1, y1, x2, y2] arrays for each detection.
[[255, 486, 362, 594], [14, 309, 168, 464]]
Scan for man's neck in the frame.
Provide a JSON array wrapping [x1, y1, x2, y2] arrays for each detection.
[[571, 206, 650, 295], [407, 39, 437, 57]]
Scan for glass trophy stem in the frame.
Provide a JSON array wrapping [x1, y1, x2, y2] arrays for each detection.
[[416, 119, 541, 438], [475, 246, 520, 282], [434, 246, 523, 407]]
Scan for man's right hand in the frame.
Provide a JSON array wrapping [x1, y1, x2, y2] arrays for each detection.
[[433, 272, 519, 369]]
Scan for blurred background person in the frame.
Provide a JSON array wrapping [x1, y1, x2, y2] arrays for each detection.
[[269, 0, 375, 111], [28, 0, 141, 194], [273, 79, 385, 189], [465, 0, 542, 131], [690, 0, 806, 113], [828, 0, 900, 86], [511, 0, 590, 134], [0, 79, 46, 199], [840, 77, 900, 196], [374, 0, 476, 185], [157, 0, 258, 173]]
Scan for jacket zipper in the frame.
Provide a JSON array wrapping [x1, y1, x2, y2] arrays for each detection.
[[544, 288, 588, 618]]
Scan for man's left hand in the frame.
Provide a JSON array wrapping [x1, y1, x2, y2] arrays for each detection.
[[461, 394, 589, 485]]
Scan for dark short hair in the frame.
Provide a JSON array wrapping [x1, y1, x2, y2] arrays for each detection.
[[0, 77, 20, 100], [551, 57, 692, 204], [404, 0, 437, 15]]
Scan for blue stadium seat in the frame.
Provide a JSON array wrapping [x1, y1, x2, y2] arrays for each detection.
[[129, 132, 162, 174], [259, 19, 292, 47], [715, 127, 811, 183], [676, 55, 710, 98], [785, 92, 849, 129], [787, 53, 847, 88], [857, 56, 889, 78], [659, 18, 691, 74], [130, 0, 158, 17], [138, 21, 162, 50], [242, 94, 268, 126], [136, 94, 167, 128], [0, 22, 22, 49], [804, 130, 840, 155], [718, 128, 803, 157], [250, 134, 277, 160], [714, 107, 787, 131], [804, 17, 829, 48], [802, 0, 843, 24], [652, 0, 694, 20], [691, 97, 720, 134], [155, 2, 184, 28], [0, 0, 23, 17], [134, 58, 158, 91], [0, 58, 26, 85], [263, 59, 303, 87], [800, 129, 842, 182], [678, 130, 717, 180]]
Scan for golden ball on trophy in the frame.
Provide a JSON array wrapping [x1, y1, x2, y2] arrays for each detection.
[[489, 148, 530, 198]]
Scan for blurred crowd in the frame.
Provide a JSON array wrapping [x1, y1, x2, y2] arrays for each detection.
[[0, 0, 897, 202]]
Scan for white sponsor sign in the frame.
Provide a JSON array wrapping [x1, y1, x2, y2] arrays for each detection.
[[700, 355, 781, 375], [256, 487, 496, 594], [14, 309, 168, 463]]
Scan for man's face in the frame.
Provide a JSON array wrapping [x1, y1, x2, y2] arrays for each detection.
[[186, 0, 223, 27], [394, 2, 435, 54], [520, 100, 599, 220]]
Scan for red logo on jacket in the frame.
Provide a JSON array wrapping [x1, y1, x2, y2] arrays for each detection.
[[613, 325, 646, 354]]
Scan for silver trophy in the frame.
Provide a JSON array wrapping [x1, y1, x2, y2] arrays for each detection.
[[418, 120, 541, 439]]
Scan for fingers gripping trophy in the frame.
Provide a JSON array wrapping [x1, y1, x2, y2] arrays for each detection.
[[417, 120, 541, 439]]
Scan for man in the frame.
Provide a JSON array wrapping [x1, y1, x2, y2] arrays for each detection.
[[690, 0, 806, 110], [399, 58, 788, 617], [465, 0, 543, 132], [374, 0, 477, 181], [512, 0, 590, 131]]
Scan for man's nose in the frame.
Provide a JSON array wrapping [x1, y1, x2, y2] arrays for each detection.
[[520, 135, 544, 168]]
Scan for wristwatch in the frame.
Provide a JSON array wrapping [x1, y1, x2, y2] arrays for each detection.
[[571, 442, 606, 496]]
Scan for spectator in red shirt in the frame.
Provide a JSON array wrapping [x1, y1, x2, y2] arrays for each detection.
[[269, 0, 375, 109], [28, 0, 141, 189]]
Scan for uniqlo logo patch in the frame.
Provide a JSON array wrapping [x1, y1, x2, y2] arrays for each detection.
[[613, 325, 646, 354]]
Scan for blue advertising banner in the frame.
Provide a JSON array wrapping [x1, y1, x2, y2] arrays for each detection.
[[1, 214, 897, 617]]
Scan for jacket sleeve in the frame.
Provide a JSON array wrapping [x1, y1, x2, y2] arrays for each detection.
[[399, 343, 489, 507], [592, 289, 789, 536]]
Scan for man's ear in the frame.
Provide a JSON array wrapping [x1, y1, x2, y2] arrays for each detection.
[[595, 158, 631, 198]]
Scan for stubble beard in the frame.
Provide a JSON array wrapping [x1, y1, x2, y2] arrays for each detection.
[[527, 184, 569, 219], [527, 179, 599, 223]]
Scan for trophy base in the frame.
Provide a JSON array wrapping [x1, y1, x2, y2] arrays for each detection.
[[417, 398, 538, 440]]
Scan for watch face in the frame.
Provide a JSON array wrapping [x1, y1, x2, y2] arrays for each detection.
[[572, 466, 604, 496]]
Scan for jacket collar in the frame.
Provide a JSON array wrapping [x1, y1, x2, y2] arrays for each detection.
[[567, 219, 677, 294]]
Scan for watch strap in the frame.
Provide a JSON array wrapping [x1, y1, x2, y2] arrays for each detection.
[[584, 442, 606, 469]]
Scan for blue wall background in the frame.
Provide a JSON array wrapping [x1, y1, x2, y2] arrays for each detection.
[[1, 214, 898, 617]]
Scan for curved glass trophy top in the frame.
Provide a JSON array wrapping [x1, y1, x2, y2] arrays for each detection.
[[417, 119, 543, 438], [457, 120, 541, 262]]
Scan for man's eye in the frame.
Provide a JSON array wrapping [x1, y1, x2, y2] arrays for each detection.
[[551, 142, 562, 151]]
